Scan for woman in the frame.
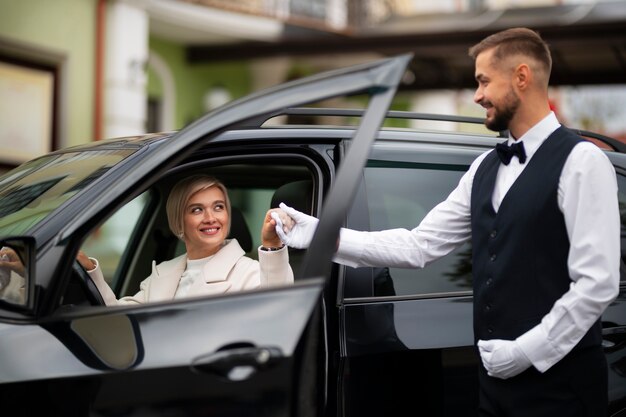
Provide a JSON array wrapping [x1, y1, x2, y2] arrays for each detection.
[[81, 175, 293, 305]]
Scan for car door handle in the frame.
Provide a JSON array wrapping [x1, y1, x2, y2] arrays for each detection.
[[191, 346, 283, 381], [602, 326, 626, 351]]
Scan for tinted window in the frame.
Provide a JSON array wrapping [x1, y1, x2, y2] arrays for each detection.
[[81, 192, 151, 291], [359, 162, 472, 296], [0, 150, 134, 237], [351, 160, 626, 298], [82, 161, 315, 302], [0, 177, 63, 218]]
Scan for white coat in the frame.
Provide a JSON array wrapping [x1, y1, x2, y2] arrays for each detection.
[[89, 239, 293, 306]]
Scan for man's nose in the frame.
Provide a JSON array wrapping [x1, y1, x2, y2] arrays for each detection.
[[473, 87, 483, 104]]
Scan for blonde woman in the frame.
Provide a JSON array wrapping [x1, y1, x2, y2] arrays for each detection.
[[81, 175, 293, 305]]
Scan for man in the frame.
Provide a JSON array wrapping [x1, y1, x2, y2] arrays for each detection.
[[273, 28, 620, 416]]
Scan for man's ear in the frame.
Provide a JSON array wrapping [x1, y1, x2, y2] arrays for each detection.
[[514, 63, 531, 91]]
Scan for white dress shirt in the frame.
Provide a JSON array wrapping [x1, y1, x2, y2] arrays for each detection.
[[335, 112, 620, 373]]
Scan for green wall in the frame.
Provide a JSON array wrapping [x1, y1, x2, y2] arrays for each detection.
[[148, 36, 251, 129], [0, 0, 96, 148], [0, 0, 252, 149]]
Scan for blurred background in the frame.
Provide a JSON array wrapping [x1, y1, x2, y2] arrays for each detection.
[[1, 0, 626, 173]]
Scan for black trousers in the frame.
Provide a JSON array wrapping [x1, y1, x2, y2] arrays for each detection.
[[478, 346, 607, 417]]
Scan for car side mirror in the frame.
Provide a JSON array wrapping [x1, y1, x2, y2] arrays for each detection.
[[0, 237, 35, 308]]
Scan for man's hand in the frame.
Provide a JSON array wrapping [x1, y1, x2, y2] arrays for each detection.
[[477, 339, 532, 379], [271, 202, 319, 249]]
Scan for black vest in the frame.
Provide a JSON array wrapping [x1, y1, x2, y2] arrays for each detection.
[[471, 127, 602, 349]]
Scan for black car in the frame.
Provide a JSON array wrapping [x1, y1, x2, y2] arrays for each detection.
[[0, 55, 624, 417]]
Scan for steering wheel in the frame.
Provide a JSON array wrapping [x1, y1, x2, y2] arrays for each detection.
[[71, 262, 106, 306]]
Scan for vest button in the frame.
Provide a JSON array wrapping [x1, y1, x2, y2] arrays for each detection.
[[487, 327, 494, 334], [490, 230, 497, 238], [486, 278, 493, 286], [490, 254, 497, 261], [485, 304, 492, 312]]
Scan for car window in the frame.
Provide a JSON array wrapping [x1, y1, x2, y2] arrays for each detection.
[[79, 160, 316, 304], [348, 159, 626, 299], [351, 161, 473, 297], [0, 150, 135, 237], [81, 192, 151, 291]]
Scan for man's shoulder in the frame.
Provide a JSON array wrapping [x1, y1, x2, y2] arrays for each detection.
[[564, 135, 615, 178], [552, 126, 585, 143], [570, 140, 612, 164]]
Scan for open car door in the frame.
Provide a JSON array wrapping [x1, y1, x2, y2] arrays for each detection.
[[0, 55, 411, 417]]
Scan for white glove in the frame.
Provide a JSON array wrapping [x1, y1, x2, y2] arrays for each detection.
[[271, 202, 319, 249], [477, 339, 532, 379]]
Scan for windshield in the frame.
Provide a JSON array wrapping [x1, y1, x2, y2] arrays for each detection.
[[0, 149, 134, 237]]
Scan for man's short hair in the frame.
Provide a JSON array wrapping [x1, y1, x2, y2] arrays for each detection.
[[469, 27, 552, 81]]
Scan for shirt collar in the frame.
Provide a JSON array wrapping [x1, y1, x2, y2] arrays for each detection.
[[508, 112, 560, 159]]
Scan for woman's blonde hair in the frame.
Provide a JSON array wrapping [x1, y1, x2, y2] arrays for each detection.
[[166, 175, 231, 240]]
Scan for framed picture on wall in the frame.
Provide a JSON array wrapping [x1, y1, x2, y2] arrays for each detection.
[[0, 56, 57, 167]]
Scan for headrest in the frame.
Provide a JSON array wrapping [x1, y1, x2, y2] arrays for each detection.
[[271, 180, 313, 214], [228, 206, 252, 252]]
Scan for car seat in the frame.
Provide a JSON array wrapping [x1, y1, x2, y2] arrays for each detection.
[[270, 180, 313, 279], [228, 206, 252, 253]]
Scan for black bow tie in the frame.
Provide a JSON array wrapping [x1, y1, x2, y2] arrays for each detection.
[[496, 141, 527, 165]]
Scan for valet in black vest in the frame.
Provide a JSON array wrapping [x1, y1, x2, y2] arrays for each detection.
[[471, 126, 607, 415], [275, 27, 620, 417]]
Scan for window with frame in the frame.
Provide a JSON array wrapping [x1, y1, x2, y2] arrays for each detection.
[[349, 159, 626, 298], [350, 161, 473, 297], [79, 161, 315, 303]]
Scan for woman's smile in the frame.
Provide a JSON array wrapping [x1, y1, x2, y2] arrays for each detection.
[[199, 225, 221, 235], [183, 186, 229, 259]]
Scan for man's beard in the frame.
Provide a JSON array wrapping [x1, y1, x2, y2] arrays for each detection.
[[484, 89, 520, 132]]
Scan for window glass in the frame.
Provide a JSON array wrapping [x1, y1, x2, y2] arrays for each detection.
[[361, 162, 472, 296], [356, 163, 626, 297], [81, 193, 150, 290], [83, 162, 315, 304], [0, 150, 134, 237], [228, 188, 275, 259]]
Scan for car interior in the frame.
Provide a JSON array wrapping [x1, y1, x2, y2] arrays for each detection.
[[63, 159, 317, 308]]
